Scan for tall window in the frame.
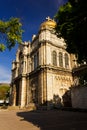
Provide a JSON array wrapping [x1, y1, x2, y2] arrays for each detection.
[[65, 53, 69, 68], [34, 52, 39, 69], [59, 52, 63, 67], [34, 54, 37, 69], [31, 57, 33, 71], [52, 51, 57, 66], [19, 52, 23, 73], [37, 52, 39, 66]]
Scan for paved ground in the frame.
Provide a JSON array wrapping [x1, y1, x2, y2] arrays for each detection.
[[0, 109, 87, 130]]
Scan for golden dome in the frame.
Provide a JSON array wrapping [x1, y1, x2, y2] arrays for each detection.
[[40, 17, 56, 30]]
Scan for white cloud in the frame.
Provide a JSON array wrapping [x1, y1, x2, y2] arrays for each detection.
[[0, 65, 11, 83]]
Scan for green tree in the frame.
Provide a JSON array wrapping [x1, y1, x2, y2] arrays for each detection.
[[55, 0, 87, 63], [0, 85, 10, 100], [0, 17, 23, 51]]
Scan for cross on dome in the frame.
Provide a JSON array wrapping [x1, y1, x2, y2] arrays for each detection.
[[46, 16, 52, 21], [40, 16, 56, 30], [46, 16, 55, 22]]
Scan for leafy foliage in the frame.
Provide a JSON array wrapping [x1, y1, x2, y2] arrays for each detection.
[[0, 85, 10, 100], [0, 17, 23, 51], [55, 0, 87, 63]]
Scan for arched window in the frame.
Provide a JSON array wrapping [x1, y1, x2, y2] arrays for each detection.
[[65, 53, 69, 68], [52, 51, 57, 66], [34, 52, 39, 69], [59, 52, 63, 67], [34, 54, 37, 69], [19, 52, 23, 73], [37, 52, 39, 66]]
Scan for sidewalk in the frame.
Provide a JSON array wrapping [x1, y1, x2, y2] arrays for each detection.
[[0, 109, 87, 130]]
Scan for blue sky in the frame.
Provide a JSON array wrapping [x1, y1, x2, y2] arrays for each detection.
[[0, 0, 67, 83]]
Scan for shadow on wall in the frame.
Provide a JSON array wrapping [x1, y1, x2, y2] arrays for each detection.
[[46, 94, 62, 109], [36, 92, 72, 109], [62, 90, 72, 107], [49, 92, 72, 108]]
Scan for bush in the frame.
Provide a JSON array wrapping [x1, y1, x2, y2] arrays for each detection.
[[0, 84, 10, 100]]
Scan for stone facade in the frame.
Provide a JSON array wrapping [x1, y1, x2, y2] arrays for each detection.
[[71, 85, 87, 109], [10, 18, 76, 108], [71, 64, 87, 109]]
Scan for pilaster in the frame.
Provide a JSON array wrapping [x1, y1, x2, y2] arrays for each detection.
[[20, 75, 27, 107], [38, 69, 47, 104], [12, 84, 16, 106]]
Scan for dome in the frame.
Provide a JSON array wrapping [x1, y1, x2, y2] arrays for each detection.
[[40, 17, 56, 30]]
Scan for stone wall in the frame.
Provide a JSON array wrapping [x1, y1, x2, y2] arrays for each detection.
[[71, 85, 87, 109]]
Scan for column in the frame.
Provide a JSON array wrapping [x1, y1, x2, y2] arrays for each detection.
[[12, 84, 16, 106], [20, 76, 27, 107]]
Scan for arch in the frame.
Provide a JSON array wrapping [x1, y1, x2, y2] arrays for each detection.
[[34, 54, 37, 69], [52, 51, 57, 66], [65, 53, 69, 68], [59, 52, 63, 67]]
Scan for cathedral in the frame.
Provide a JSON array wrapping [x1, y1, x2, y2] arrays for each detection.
[[10, 17, 77, 108]]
